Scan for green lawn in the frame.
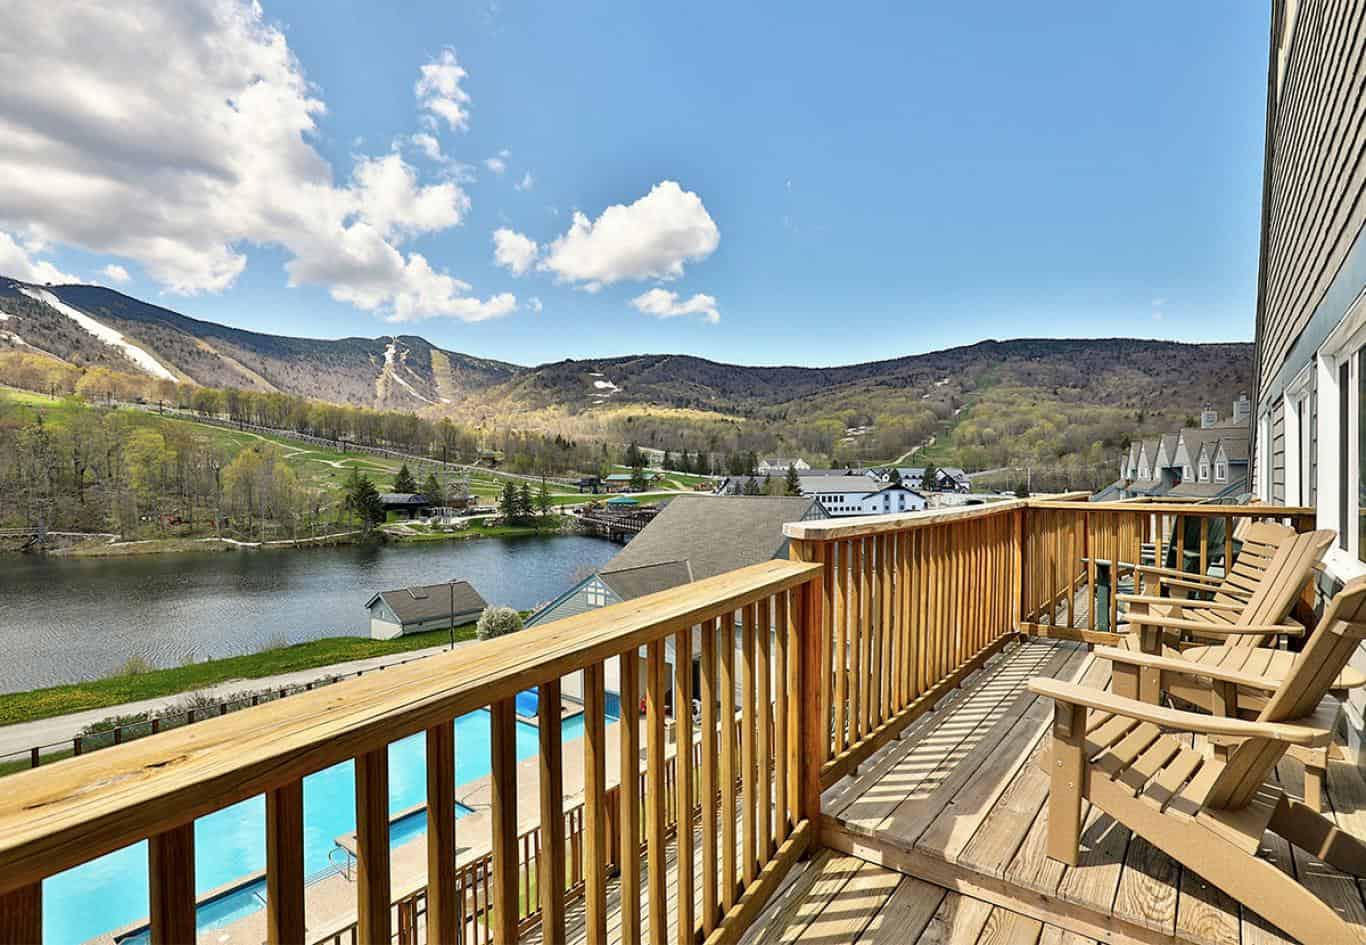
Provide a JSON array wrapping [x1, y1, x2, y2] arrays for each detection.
[[0, 621, 480, 727]]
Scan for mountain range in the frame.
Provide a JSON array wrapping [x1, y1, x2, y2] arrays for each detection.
[[0, 276, 1253, 430]]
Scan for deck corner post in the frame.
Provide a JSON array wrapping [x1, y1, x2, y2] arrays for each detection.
[[1046, 701, 1085, 867], [790, 538, 826, 847]]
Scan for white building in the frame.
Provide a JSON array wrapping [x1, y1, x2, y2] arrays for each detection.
[[798, 475, 927, 517], [756, 457, 811, 475]]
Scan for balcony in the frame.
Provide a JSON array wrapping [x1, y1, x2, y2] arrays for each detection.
[[0, 497, 1339, 945]]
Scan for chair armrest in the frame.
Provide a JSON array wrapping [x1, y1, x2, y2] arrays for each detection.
[[1158, 576, 1243, 596], [1027, 678, 1328, 746], [1134, 564, 1221, 585], [1117, 594, 1244, 613], [1093, 646, 1279, 692], [1124, 612, 1304, 637]]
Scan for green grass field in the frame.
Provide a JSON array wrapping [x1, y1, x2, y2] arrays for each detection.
[[0, 620, 483, 727]]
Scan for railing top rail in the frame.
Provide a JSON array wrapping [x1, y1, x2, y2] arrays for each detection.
[[1027, 500, 1315, 516], [0, 557, 819, 895], [783, 498, 1028, 541]]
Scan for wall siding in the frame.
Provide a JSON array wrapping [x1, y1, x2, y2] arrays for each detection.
[[1272, 399, 1288, 502], [1257, 0, 1366, 395]]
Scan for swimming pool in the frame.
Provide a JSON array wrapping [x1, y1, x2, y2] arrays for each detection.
[[49, 702, 615, 944]]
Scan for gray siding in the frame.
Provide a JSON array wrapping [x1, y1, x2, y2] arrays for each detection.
[[1256, 0, 1366, 397]]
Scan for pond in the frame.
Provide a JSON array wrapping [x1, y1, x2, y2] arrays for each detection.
[[0, 535, 617, 693]]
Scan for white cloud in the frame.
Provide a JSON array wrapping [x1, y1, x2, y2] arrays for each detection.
[[0, 230, 77, 284], [631, 288, 720, 325], [0, 2, 511, 322], [101, 263, 131, 284], [515, 171, 534, 191], [528, 296, 543, 313], [410, 133, 445, 162], [485, 149, 509, 175], [415, 48, 471, 132], [492, 227, 538, 275], [541, 181, 719, 290]]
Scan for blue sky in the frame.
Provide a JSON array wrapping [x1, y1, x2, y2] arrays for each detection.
[[0, 2, 1270, 367]]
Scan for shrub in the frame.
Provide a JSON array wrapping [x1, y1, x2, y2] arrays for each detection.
[[113, 655, 154, 677], [477, 606, 523, 641]]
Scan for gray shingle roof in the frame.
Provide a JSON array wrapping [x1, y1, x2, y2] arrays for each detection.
[[602, 495, 824, 586], [366, 581, 488, 625], [799, 475, 879, 493], [600, 560, 694, 600]]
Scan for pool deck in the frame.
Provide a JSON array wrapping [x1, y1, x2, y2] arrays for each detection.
[[147, 701, 644, 945]]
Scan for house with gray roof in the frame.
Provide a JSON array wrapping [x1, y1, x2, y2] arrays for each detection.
[[526, 495, 829, 710], [365, 580, 488, 640]]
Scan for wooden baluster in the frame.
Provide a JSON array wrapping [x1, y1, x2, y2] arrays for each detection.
[[355, 748, 391, 945], [490, 698, 518, 945], [878, 533, 892, 725], [585, 664, 609, 945], [1109, 514, 1121, 632], [618, 648, 641, 945], [914, 529, 927, 696], [741, 603, 758, 888], [699, 618, 719, 935], [1199, 516, 1210, 577], [934, 524, 947, 682], [537, 678, 567, 945], [719, 611, 738, 912], [266, 779, 306, 945], [848, 537, 864, 741], [755, 597, 773, 864], [0, 883, 41, 945], [149, 822, 195, 945], [794, 569, 824, 829], [1224, 515, 1234, 580], [832, 540, 848, 752], [773, 593, 790, 843], [673, 628, 695, 945], [861, 535, 874, 735], [1084, 512, 1096, 630], [646, 640, 669, 945]]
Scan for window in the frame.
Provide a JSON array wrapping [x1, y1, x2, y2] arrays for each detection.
[[1215, 462, 1227, 482], [585, 584, 606, 607], [1359, 350, 1366, 561], [1199, 461, 1210, 482], [1182, 464, 1192, 481]]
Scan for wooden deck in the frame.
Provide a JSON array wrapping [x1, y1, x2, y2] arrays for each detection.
[[816, 637, 1366, 945]]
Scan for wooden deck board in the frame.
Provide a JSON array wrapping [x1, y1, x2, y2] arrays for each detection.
[[818, 637, 1366, 945]]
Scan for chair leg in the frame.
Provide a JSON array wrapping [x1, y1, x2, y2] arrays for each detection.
[[1092, 777, 1354, 944], [1270, 796, 1366, 878], [1046, 703, 1085, 866], [1304, 755, 1325, 813]]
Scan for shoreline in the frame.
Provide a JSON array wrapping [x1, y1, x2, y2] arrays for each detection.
[[10, 515, 586, 559]]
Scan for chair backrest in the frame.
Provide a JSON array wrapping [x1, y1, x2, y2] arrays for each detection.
[[1221, 529, 1333, 648], [1202, 576, 1366, 811], [1259, 575, 1366, 722], [1212, 521, 1296, 606]]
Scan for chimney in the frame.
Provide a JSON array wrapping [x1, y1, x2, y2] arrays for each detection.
[[1200, 404, 1218, 429], [1232, 393, 1250, 423]]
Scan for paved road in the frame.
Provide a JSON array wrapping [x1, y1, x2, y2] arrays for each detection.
[[0, 642, 467, 761]]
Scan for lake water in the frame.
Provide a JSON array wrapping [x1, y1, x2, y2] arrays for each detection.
[[0, 535, 616, 693]]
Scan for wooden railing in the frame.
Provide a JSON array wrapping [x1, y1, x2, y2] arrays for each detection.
[[784, 500, 1029, 788], [0, 558, 822, 945], [1019, 500, 1317, 638]]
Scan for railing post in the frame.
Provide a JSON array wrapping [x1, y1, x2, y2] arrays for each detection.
[[490, 698, 519, 945], [0, 883, 42, 945], [426, 723, 458, 945], [265, 779, 305, 945], [790, 542, 825, 841]]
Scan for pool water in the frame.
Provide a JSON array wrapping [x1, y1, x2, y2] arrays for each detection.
[[50, 703, 617, 944]]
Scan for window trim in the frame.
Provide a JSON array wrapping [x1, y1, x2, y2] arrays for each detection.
[[1314, 290, 1366, 555]]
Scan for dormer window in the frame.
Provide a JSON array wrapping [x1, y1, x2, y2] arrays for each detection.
[[1215, 462, 1227, 482], [1182, 465, 1192, 480], [1199, 462, 1210, 482]]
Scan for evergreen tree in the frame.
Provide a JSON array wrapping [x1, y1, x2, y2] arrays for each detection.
[[922, 464, 938, 491], [392, 462, 417, 493], [661, 449, 673, 472], [498, 481, 518, 521], [743, 476, 761, 495], [422, 472, 442, 502], [537, 479, 553, 518], [344, 473, 385, 532], [784, 463, 801, 496], [517, 483, 534, 522], [888, 467, 903, 486]]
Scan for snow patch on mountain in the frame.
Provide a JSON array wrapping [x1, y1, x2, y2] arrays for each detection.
[[17, 286, 177, 380]]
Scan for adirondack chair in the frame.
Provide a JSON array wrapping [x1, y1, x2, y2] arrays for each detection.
[[1132, 520, 1294, 604], [1030, 575, 1366, 945], [1116, 528, 1333, 653], [1113, 529, 1361, 811]]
